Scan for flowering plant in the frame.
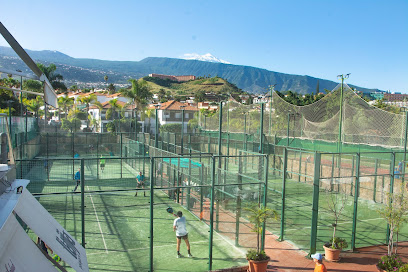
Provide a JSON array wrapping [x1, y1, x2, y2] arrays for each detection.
[[377, 254, 404, 271], [246, 249, 268, 261]]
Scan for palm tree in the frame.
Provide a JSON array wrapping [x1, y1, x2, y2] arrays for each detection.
[[144, 108, 155, 133], [92, 101, 104, 132], [23, 97, 43, 120], [121, 79, 152, 125], [37, 63, 67, 93], [79, 94, 97, 129], [58, 96, 74, 119], [106, 99, 123, 132]]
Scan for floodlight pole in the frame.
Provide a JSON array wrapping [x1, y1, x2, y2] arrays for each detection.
[[260, 103, 264, 153], [155, 105, 160, 148], [337, 73, 349, 152], [17, 69, 23, 117], [218, 102, 223, 167], [269, 84, 276, 137], [244, 113, 247, 151], [180, 105, 186, 154]]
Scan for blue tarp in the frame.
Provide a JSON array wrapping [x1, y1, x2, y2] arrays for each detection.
[[163, 158, 202, 168]]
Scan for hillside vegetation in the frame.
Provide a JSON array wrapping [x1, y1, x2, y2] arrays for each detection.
[[0, 46, 382, 94], [142, 76, 242, 101]]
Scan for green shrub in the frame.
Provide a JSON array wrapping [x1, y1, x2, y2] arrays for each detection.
[[377, 254, 404, 271], [329, 237, 348, 250], [246, 250, 268, 261], [399, 263, 408, 272]]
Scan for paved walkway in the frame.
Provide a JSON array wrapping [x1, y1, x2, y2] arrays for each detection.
[[263, 233, 408, 271]]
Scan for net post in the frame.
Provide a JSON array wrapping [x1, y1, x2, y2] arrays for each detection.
[[149, 156, 154, 272], [80, 158, 85, 247], [177, 157, 181, 203], [208, 156, 216, 271], [186, 154, 191, 211], [351, 152, 361, 251], [373, 158, 378, 202], [200, 164, 204, 221], [298, 151, 302, 183], [309, 151, 321, 255], [279, 148, 288, 241]]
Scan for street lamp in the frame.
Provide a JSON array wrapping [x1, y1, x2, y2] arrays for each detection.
[[180, 105, 186, 154]]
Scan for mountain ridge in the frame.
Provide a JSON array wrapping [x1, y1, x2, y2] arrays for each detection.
[[0, 46, 382, 94]]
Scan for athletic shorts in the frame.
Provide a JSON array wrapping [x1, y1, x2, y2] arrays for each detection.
[[100, 164, 105, 168], [137, 182, 145, 188], [176, 234, 188, 240]]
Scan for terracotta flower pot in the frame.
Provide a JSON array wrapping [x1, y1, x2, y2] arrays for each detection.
[[323, 245, 341, 262], [248, 257, 270, 272]]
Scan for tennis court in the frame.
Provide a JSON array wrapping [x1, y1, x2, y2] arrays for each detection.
[[30, 190, 247, 271]]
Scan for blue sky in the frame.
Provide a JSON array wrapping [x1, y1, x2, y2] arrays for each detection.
[[1, 0, 407, 93]]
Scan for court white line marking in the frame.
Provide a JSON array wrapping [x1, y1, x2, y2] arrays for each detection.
[[86, 238, 224, 256], [87, 188, 109, 253]]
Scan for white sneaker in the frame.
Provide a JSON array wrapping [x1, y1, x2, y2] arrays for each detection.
[[177, 254, 181, 258], [188, 254, 192, 258]]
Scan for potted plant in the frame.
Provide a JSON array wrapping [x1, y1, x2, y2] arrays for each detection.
[[323, 190, 348, 261], [376, 188, 408, 271], [245, 204, 278, 272]]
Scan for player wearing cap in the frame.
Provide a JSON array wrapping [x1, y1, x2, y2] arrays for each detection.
[[311, 253, 327, 272], [173, 211, 192, 258]]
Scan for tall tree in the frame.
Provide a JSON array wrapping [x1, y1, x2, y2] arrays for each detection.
[[106, 99, 122, 120], [58, 96, 74, 119], [121, 79, 152, 122], [107, 83, 116, 94], [23, 97, 43, 119], [37, 63, 67, 93], [144, 108, 155, 133], [79, 94, 97, 129]]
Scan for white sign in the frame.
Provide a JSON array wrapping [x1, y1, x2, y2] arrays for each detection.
[[14, 190, 89, 272], [0, 214, 57, 272]]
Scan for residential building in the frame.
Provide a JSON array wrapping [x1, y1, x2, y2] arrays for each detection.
[[150, 100, 199, 133], [88, 100, 135, 133]]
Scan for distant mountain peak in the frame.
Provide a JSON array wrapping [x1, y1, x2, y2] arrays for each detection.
[[181, 53, 230, 64]]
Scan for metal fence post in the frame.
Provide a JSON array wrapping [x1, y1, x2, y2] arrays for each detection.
[[386, 152, 396, 244], [149, 157, 154, 272], [235, 151, 243, 247], [208, 156, 216, 271], [81, 158, 85, 247], [261, 155, 269, 251], [279, 148, 288, 241], [309, 152, 321, 255], [351, 153, 361, 251]]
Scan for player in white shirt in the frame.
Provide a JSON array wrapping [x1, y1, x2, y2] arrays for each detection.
[[173, 211, 192, 258]]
